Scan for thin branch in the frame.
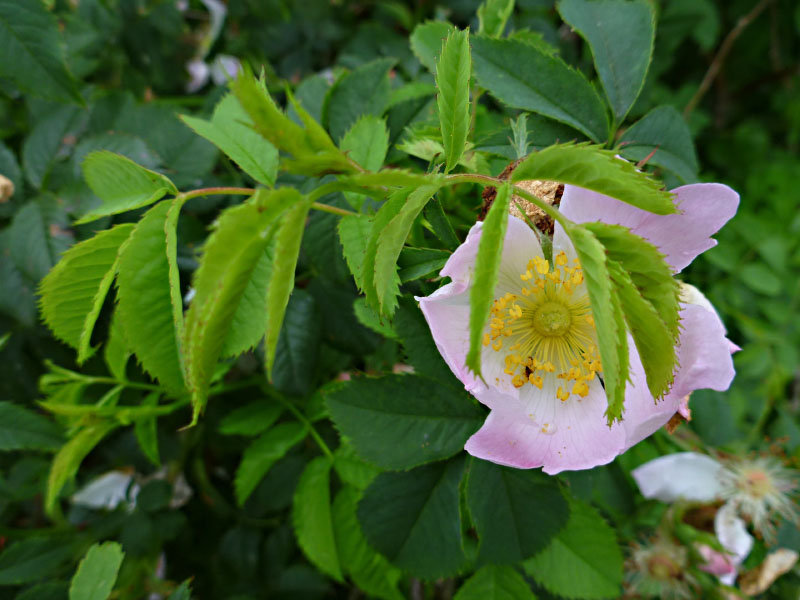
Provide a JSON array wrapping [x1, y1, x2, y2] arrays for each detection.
[[684, 0, 773, 118]]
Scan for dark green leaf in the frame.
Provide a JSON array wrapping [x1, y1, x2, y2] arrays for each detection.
[[325, 374, 483, 470], [8, 198, 72, 282], [293, 458, 343, 582], [410, 21, 456, 74], [0, 0, 82, 103], [619, 105, 698, 183], [21, 104, 81, 188], [558, 0, 655, 123], [77, 151, 177, 224], [69, 542, 124, 600], [272, 290, 322, 397], [467, 459, 568, 564], [471, 36, 608, 142], [168, 581, 193, 600], [454, 565, 535, 600], [39, 224, 134, 364], [219, 400, 282, 436], [436, 29, 471, 173], [477, 0, 515, 37], [393, 299, 458, 384], [397, 247, 450, 282], [134, 392, 160, 467], [325, 58, 395, 142], [423, 197, 460, 250], [0, 401, 63, 451], [467, 182, 510, 375], [116, 199, 186, 393], [358, 458, 467, 579], [0, 537, 75, 585], [523, 500, 623, 599]]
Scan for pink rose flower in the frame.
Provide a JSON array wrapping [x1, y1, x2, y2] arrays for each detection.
[[417, 183, 739, 474]]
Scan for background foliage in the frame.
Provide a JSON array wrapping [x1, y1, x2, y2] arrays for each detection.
[[1, 0, 799, 598]]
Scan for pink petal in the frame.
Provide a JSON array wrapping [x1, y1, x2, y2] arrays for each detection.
[[631, 452, 725, 502], [465, 378, 626, 474], [714, 502, 754, 585], [558, 183, 739, 272], [698, 544, 738, 580]]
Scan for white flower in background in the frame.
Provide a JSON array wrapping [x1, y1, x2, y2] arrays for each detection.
[[182, 0, 242, 93], [72, 471, 139, 511], [632, 451, 798, 585]]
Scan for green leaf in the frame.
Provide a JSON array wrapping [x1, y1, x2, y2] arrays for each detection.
[[271, 290, 322, 398], [134, 392, 160, 467], [558, 0, 655, 123], [265, 195, 314, 379], [477, 0, 515, 37], [0, 139, 22, 197], [410, 21, 457, 74], [467, 459, 568, 564], [0, 0, 82, 104], [46, 420, 119, 517], [293, 458, 343, 582], [0, 537, 75, 585], [471, 36, 608, 142], [454, 565, 535, 600], [325, 374, 483, 470], [168, 581, 193, 600], [15, 582, 70, 600], [39, 224, 134, 364], [234, 422, 307, 505], [21, 104, 81, 188], [8, 198, 72, 282], [436, 29, 471, 173], [618, 105, 699, 183], [219, 400, 282, 436], [69, 542, 124, 600], [333, 443, 382, 491], [510, 143, 676, 215], [359, 458, 467, 579], [338, 214, 373, 290], [220, 241, 274, 358], [353, 297, 398, 339], [0, 401, 63, 451], [116, 200, 186, 393], [467, 182, 510, 375], [398, 247, 450, 282], [566, 226, 628, 423], [77, 151, 177, 224], [523, 500, 623, 599], [340, 116, 389, 209], [423, 197, 460, 250], [373, 184, 441, 315], [394, 300, 457, 384], [104, 312, 130, 382], [325, 58, 395, 142], [333, 486, 404, 600], [181, 94, 279, 186], [183, 188, 303, 421]]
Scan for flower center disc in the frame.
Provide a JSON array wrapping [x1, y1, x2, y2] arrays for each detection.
[[532, 301, 571, 337]]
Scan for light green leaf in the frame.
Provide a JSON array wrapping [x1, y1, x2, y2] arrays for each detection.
[[466, 182, 510, 375], [332, 486, 404, 600], [467, 459, 568, 564], [104, 311, 130, 382], [477, 0, 515, 38], [325, 374, 483, 470], [0, 401, 64, 451], [325, 58, 395, 142], [454, 565, 535, 600], [0, 0, 82, 103], [353, 297, 398, 339], [341, 169, 442, 191], [374, 184, 441, 315], [333, 443, 382, 491], [523, 500, 623, 599], [436, 29, 471, 173], [510, 143, 676, 215], [69, 542, 124, 600], [77, 151, 177, 224], [398, 247, 450, 282], [220, 241, 274, 358], [558, 0, 655, 123], [46, 420, 119, 517], [471, 36, 608, 142], [338, 214, 373, 290], [567, 226, 628, 423], [234, 422, 307, 505], [0, 537, 75, 585], [183, 188, 302, 421], [181, 94, 279, 186], [134, 392, 160, 467], [116, 199, 186, 393], [39, 224, 134, 364], [265, 195, 314, 379], [340, 116, 389, 209], [410, 21, 457, 74], [362, 189, 408, 312], [219, 400, 282, 436], [619, 105, 698, 183], [292, 457, 343, 582], [358, 458, 467, 579]]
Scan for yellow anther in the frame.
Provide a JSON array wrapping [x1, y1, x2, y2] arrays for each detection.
[[509, 304, 522, 319], [535, 279, 546, 289], [509, 343, 521, 351], [492, 339, 503, 351], [555, 251, 568, 266], [490, 318, 504, 329], [562, 282, 572, 294], [505, 355, 517, 367], [520, 270, 533, 281], [585, 314, 594, 326], [533, 256, 550, 275], [512, 374, 526, 388], [571, 271, 584, 285], [542, 361, 555, 373], [548, 270, 561, 283], [556, 387, 570, 402], [572, 381, 590, 397], [521, 287, 531, 296], [573, 257, 581, 266], [482, 333, 491, 347], [529, 374, 543, 388], [503, 328, 513, 337]]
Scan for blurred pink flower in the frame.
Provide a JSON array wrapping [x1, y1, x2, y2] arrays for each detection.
[[417, 183, 738, 474]]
